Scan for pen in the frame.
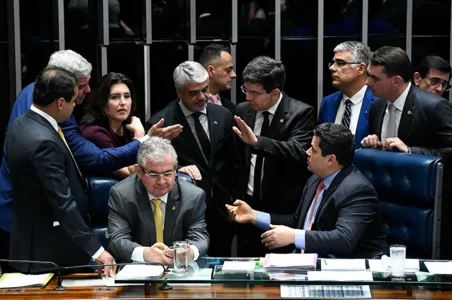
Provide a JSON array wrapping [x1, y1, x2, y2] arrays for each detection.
[[323, 259, 328, 266]]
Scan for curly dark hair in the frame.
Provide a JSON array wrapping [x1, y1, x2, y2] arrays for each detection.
[[81, 72, 136, 125]]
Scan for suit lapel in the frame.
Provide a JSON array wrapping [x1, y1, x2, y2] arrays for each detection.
[[206, 104, 220, 166], [136, 179, 157, 245], [329, 93, 343, 123], [354, 88, 373, 146], [163, 182, 181, 243], [297, 178, 320, 228], [374, 100, 386, 139], [397, 86, 415, 142], [267, 93, 289, 138]]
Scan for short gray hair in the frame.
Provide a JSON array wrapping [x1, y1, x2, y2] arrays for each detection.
[[334, 41, 371, 66], [173, 61, 209, 92], [137, 137, 178, 168], [47, 50, 92, 77]]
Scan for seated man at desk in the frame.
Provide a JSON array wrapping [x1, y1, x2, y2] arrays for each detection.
[[107, 137, 209, 264], [226, 123, 388, 258]]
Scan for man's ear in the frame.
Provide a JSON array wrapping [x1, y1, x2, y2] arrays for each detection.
[[207, 65, 215, 77], [176, 89, 183, 99], [413, 72, 421, 86], [134, 164, 142, 178], [56, 98, 65, 111], [357, 63, 366, 76]]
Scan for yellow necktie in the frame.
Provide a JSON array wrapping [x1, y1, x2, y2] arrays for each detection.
[[57, 126, 84, 180], [152, 198, 164, 243]]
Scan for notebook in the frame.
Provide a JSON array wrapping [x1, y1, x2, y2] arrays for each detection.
[[0, 273, 54, 289], [264, 253, 318, 272]]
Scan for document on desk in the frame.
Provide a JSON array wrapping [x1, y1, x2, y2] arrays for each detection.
[[321, 259, 366, 271], [0, 273, 53, 289], [116, 264, 164, 280], [308, 271, 373, 282], [368, 259, 420, 273], [425, 261, 452, 274], [222, 261, 256, 273], [281, 285, 371, 298], [62, 278, 141, 287]]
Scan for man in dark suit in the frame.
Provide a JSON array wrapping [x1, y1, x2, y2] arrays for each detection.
[[227, 123, 388, 258], [232, 56, 315, 257], [107, 137, 209, 263], [199, 44, 237, 114], [145, 61, 239, 257], [318, 41, 376, 149], [6, 66, 116, 275], [412, 55, 451, 97]]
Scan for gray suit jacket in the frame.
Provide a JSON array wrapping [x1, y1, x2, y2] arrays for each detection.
[[107, 174, 209, 262]]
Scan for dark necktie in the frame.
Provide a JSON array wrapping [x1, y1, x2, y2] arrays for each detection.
[[193, 112, 211, 163], [341, 99, 352, 128], [253, 111, 270, 201]]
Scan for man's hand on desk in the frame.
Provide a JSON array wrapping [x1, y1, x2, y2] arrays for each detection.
[[163, 246, 195, 264], [225, 200, 258, 225], [261, 224, 296, 250], [148, 118, 183, 140], [95, 250, 117, 278], [383, 137, 409, 153], [361, 134, 383, 149], [144, 243, 173, 265]]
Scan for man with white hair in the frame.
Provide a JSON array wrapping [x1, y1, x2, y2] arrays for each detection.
[[145, 61, 239, 257], [318, 41, 376, 149], [0, 50, 181, 271]]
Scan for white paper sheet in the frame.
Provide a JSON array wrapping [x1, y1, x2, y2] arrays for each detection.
[[281, 285, 371, 298], [222, 261, 255, 272], [425, 261, 452, 274], [0, 273, 53, 289], [308, 271, 373, 282], [321, 259, 366, 271], [368, 259, 419, 273], [116, 264, 164, 280]]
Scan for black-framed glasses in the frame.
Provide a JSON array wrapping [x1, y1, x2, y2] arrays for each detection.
[[425, 76, 452, 91], [328, 60, 362, 68], [141, 167, 175, 180], [240, 84, 266, 97]]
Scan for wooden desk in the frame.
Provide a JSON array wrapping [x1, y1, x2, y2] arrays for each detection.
[[2, 274, 452, 299]]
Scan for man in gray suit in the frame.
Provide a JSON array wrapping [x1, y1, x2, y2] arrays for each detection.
[[107, 137, 209, 264]]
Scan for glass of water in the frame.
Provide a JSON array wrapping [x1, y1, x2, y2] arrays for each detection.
[[173, 241, 189, 274], [390, 244, 406, 277]]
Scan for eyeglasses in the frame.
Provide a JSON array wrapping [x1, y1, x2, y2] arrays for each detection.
[[424, 76, 452, 91], [240, 84, 267, 97], [141, 167, 175, 179], [328, 60, 362, 68]]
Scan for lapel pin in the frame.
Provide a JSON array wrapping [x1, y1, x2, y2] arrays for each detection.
[[172, 206, 176, 211], [280, 119, 284, 123], [214, 121, 218, 125], [407, 111, 413, 115]]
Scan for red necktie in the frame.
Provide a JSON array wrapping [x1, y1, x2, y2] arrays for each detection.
[[306, 180, 325, 231], [210, 94, 219, 104]]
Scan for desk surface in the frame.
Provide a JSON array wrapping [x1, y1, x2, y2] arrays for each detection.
[[2, 274, 452, 299]]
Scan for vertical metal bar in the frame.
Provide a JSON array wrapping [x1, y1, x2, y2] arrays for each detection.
[[275, 0, 281, 60], [145, 0, 153, 44], [406, 0, 413, 59], [231, 44, 237, 104], [144, 46, 151, 120], [317, 0, 324, 114], [188, 44, 194, 61], [98, 0, 109, 46], [8, 0, 21, 106], [190, 0, 196, 44], [449, 3, 452, 101], [432, 163, 443, 259], [101, 46, 108, 76], [57, 0, 65, 50], [231, 0, 238, 43], [362, 0, 369, 44]]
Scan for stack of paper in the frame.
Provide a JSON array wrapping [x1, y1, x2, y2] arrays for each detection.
[[0, 273, 54, 289], [424, 261, 452, 274], [116, 264, 164, 280], [222, 261, 256, 273], [264, 253, 318, 272], [368, 259, 419, 273]]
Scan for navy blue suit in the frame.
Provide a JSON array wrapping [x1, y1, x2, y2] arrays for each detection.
[[0, 83, 139, 233], [318, 87, 376, 149]]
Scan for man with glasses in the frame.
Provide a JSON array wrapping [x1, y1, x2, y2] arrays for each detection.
[[233, 56, 315, 257], [145, 61, 239, 257], [107, 137, 209, 263], [413, 55, 452, 96], [318, 41, 376, 149]]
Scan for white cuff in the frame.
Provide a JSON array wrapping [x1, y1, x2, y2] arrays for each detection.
[[92, 246, 105, 260], [190, 245, 200, 261], [138, 135, 150, 143], [131, 246, 146, 262]]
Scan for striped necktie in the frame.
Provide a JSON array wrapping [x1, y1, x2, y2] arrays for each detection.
[[341, 99, 352, 128]]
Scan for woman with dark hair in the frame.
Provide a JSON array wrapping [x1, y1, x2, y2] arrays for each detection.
[[81, 72, 142, 178]]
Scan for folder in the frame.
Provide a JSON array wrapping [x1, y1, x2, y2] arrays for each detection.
[[264, 253, 318, 272], [0, 273, 54, 289]]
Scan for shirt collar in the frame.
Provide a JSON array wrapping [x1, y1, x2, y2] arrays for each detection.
[[257, 91, 283, 116], [322, 169, 341, 189], [179, 99, 207, 117], [341, 85, 367, 105], [147, 192, 168, 204], [30, 104, 58, 132], [387, 82, 411, 112]]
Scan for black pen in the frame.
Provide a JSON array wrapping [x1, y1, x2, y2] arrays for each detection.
[[323, 259, 328, 266]]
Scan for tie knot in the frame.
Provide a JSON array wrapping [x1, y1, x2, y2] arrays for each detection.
[[152, 198, 162, 206], [193, 112, 204, 119], [262, 111, 270, 118], [210, 94, 219, 104], [345, 99, 352, 106], [317, 180, 325, 191], [388, 103, 397, 113]]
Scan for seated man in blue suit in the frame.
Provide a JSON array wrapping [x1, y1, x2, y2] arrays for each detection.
[[0, 50, 182, 272], [226, 123, 388, 258], [318, 41, 376, 149]]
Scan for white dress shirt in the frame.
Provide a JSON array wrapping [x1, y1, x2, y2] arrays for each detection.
[[30, 105, 105, 260], [247, 93, 283, 196], [131, 192, 200, 262], [334, 85, 367, 135], [381, 83, 411, 141]]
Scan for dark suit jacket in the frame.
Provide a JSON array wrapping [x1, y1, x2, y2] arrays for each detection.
[[107, 175, 209, 262], [318, 87, 376, 149], [145, 102, 239, 221], [271, 165, 388, 258], [369, 86, 452, 164], [6, 110, 101, 272], [235, 93, 315, 214], [218, 96, 236, 115]]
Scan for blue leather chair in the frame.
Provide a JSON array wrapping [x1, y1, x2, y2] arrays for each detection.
[[88, 173, 194, 251], [354, 149, 443, 259]]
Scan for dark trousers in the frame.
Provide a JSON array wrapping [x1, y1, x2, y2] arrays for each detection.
[[0, 227, 14, 273], [205, 205, 236, 257]]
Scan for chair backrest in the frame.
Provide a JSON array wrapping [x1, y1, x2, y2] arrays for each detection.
[[353, 149, 443, 258]]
